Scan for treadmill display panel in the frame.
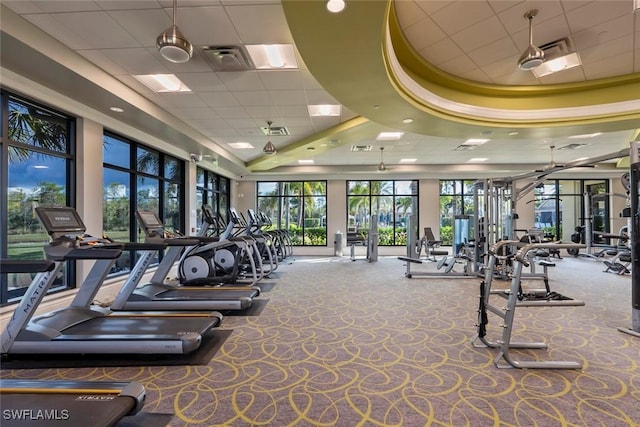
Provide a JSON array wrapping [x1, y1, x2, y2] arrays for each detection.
[[137, 211, 163, 229], [35, 207, 86, 235]]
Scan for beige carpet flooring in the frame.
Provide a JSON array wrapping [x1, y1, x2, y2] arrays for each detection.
[[2, 254, 639, 426]]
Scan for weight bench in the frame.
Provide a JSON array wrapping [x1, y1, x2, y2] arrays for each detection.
[[419, 227, 448, 261]]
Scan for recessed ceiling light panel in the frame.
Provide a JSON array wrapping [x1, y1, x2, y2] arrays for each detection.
[[246, 44, 298, 69], [377, 132, 404, 141], [308, 104, 341, 117], [133, 74, 191, 92], [228, 142, 254, 149]]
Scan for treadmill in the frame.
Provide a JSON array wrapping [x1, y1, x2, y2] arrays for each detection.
[[0, 378, 146, 427], [0, 260, 147, 426], [0, 207, 221, 356], [109, 210, 260, 312]]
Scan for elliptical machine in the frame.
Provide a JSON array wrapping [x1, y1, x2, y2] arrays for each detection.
[[178, 206, 260, 286]]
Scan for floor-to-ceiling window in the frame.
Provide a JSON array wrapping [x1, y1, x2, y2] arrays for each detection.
[[195, 167, 230, 234], [347, 180, 418, 246], [1, 91, 75, 304], [103, 131, 185, 274], [257, 181, 327, 246], [534, 179, 609, 244]]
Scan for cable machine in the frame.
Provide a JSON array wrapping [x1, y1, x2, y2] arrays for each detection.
[[619, 141, 640, 338]]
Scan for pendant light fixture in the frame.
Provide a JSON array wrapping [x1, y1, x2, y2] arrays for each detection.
[[157, 0, 193, 63], [518, 9, 545, 71], [263, 121, 277, 155], [377, 147, 387, 172]]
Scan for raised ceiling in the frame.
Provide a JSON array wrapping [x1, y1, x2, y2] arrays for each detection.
[[1, 0, 639, 180]]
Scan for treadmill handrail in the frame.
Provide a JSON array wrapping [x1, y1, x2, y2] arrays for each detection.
[[0, 260, 55, 274]]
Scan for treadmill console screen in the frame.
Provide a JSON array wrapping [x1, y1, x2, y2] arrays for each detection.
[[35, 207, 86, 235], [137, 211, 164, 230]]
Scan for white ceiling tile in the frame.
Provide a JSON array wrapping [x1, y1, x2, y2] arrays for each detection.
[[175, 6, 242, 46], [579, 34, 634, 64], [188, 117, 233, 129], [269, 90, 307, 106], [566, 1, 631, 34], [25, 11, 141, 50], [224, 4, 293, 44], [175, 72, 227, 92], [459, 68, 491, 84], [438, 55, 479, 77], [96, 1, 163, 11], [225, 118, 263, 129], [258, 70, 304, 90], [402, 16, 448, 51], [582, 52, 634, 80], [232, 91, 274, 106], [175, 107, 220, 120], [218, 71, 265, 91], [572, 14, 635, 52], [213, 106, 250, 119], [281, 117, 313, 127], [418, 38, 465, 65], [430, 1, 496, 35], [153, 93, 209, 109], [413, 1, 451, 15], [559, 0, 593, 12], [466, 37, 519, 67], [394, 0, 428, 28], [86, 48, 167, 75], [241, 106, 275, 119], [106, 9, 169, 47], [497, 0, 564, 34], [278, 105, 313, 118], [512, 14, 572, 52], [199, 92, 241, 108], [450, 16, 509, 52], [487, 0, 521, 14], [18, 1, 101, 13], [80, 50, 131, 75]]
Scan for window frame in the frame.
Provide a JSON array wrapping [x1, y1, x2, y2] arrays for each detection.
[[1, 90, 76, 305]]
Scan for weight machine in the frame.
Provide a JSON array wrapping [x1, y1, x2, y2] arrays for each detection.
[[619, 141, 640, 338], [399, 215, 475, 277], [473, 240, 586, 369]]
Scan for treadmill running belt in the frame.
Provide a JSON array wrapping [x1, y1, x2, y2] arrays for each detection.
[[0, 393, 134, 427], [1, 329, 232, 369]]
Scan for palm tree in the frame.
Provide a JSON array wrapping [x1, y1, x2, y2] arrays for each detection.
[[8, 100, 69, 162]]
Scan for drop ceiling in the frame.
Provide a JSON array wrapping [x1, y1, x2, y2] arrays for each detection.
[[1, 0, 639, 180]]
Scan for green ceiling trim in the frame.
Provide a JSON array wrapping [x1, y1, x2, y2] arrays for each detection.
[[386, 2, 640, 115], [246, 116, 371, 171], [281, 0, 639, 141]]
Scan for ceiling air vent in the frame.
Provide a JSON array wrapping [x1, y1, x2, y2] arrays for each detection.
[[454, 145, 475, 151], [260, 125, 289, 136], [350, 145, 373, 152], [539, 38, 574, 58], [202, 46, 254, 71]]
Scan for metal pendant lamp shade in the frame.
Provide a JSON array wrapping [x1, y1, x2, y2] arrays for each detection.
[[263, 121, 277, 155], [157, 0, 193, 63], [377, 147, 387, 172], [518, 9, 544, 70]]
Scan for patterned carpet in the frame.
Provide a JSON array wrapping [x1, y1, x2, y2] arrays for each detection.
[[2, 254, 639, 426]]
